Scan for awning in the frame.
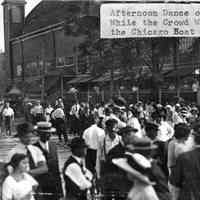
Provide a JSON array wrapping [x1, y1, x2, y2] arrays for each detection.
[[92, 72, 122, 83], [68, 74, 93, 84], [7, 86, 22, 95], [165, 67, 194, 78]]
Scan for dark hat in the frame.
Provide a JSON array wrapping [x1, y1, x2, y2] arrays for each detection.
[[105, 118, 118, 128], [113, 96, 127, 107], [151, 111, 162, 120], [69, 137, 88, 150], [36, 122, 56, 133], [14, 122, 35, 137], [145, 122, 158, 131], [128, 107, 138, 116], [126, 137, 157, 151], [118, 126, 138, 136]]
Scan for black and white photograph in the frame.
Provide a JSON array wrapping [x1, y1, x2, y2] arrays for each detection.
[[0, 0, 200, 199]]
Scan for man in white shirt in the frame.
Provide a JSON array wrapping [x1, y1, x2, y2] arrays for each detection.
[[51, 105, 67, 143], [152, 111, 174, 142], [6, 122, 48, 194], [82, 116, 105, 174], [2, 102, 14, 136], [30, 100, 44, 124], [63, 137, 92, 200]]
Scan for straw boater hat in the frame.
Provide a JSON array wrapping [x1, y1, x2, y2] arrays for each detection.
[[35, 122, 56, 133]]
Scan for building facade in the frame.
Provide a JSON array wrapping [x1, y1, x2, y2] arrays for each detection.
[[2, 0, 200, 103]]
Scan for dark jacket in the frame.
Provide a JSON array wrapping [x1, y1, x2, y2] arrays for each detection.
[[63, 156, 87, 200], [170, 147, 200, 200], [100, 143, 132, 197], [34, 141, 63, 200]]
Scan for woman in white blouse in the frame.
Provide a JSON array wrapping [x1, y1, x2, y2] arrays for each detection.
[[2, 153, 38, 200]]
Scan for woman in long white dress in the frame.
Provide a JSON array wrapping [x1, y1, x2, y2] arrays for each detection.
[[112, 153, 159, 200], [2, 153, 38, 200]]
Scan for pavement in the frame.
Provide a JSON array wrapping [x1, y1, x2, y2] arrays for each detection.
[[0, 117, 72, 167]]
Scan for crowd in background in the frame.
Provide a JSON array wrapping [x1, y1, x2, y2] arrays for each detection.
[[1, 96, 200, 200]]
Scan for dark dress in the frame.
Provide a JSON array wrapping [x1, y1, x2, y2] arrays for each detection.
[[153, 140, 169, 178], [150, 161, 171, 200], [34, 141, 63, 200], [170, 147, 200, 200], [100, 143, 132, 200]]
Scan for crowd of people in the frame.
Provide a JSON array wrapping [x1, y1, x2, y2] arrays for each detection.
[[1, 96, 200, 200]]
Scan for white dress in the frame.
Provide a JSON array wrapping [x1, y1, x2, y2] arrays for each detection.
[[2, 173, 38, 200], [128, 181, 159, 200]]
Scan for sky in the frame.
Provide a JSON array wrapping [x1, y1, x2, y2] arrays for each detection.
[[0, 0, 41, 52]]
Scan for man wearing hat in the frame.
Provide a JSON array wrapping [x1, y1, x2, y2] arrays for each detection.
[[34, 122, 63, 200], [63, 137, 93, 200], [6, 122, 48, 199]]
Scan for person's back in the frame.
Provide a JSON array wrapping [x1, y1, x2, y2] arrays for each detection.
[[170, 148, 200, 200]]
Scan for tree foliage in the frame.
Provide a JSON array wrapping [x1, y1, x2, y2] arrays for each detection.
[[63, 2, 179, 100]]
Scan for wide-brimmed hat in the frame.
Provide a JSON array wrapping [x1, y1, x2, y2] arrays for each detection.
[[35, 122, 56, 133], [112, 152, 154, 185], [126, 137, 157, 151], [118, 126, 138, 136], [69, 137, 88, 150], [14, 122, 35, 137]]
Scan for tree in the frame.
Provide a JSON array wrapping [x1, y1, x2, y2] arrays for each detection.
[[63, 1, 178, 102]]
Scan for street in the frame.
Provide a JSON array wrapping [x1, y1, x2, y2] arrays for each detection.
[[0, 135, 71, 168]]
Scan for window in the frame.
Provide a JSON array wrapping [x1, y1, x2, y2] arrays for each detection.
[[11, 6, 22, 23]]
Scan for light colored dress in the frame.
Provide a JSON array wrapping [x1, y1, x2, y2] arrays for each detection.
[[128, 181, 159, 200], [2, 173, 38, 200]]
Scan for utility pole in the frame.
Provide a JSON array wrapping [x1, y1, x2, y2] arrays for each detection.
[[60, 74, 64, 99], [41, 47, 45, 102], [110, 56, 114, 100], [173, 38, 180, 98]]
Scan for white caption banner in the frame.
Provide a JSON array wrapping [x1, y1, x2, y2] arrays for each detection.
[[100, 3, 200, 38]]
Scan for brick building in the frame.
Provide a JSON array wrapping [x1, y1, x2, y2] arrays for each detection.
[[2, 0, 99, 101], [2, 0, 200, 103]]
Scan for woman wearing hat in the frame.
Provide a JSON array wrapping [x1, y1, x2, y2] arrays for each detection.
[[2, 153, 38, 200], [116, 138, 171, 200], [112, 151, 159, 200]]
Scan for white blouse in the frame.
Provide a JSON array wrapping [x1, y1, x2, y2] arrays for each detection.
[[2, 173, 38, 200]]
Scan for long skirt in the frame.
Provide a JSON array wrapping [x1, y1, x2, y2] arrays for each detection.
[[128, 183, 159, 200]]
